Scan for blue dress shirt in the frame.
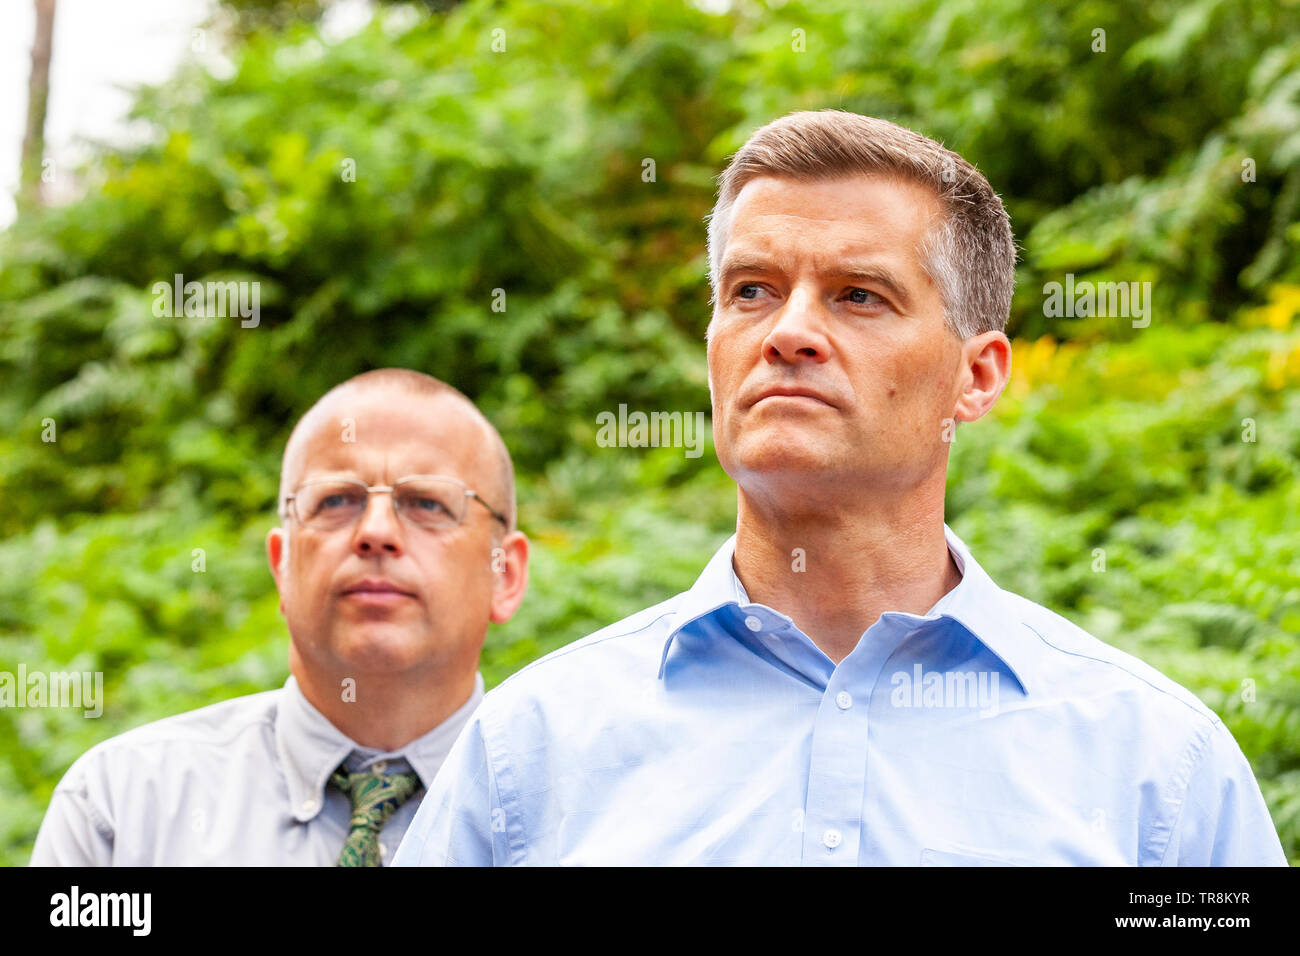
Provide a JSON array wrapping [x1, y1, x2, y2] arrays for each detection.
[[395, 526, 1287, 866]]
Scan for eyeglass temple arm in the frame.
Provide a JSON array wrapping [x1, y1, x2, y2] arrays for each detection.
[[467, 491, 509, 528]]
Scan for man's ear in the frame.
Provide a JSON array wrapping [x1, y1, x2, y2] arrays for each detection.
[[489, 531, 530, 625], [953, 330, 1012, 423], [267, 526, 288, 614]]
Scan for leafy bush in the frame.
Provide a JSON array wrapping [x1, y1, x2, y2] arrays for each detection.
[[2, 0, 1298, 864]]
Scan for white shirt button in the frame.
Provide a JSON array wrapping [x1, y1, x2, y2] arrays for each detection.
[[300, 799, 318, 815], [372, 760, 387, 773], [744, 615, 763, 632], [379, 843, 388, 858], [823, 828, 842, 849], [836, 691, 853, 710]]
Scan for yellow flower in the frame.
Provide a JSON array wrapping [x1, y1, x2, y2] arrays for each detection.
[[1247, 284, 1300, 331], [1008, 335, 1079, 398], [1265, 338, 1300, 390]]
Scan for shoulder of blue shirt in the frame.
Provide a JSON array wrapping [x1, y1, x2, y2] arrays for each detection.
[[470, 572, 1230, 746]]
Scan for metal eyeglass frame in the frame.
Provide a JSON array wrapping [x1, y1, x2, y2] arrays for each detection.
[[281, 474, 509, 530]]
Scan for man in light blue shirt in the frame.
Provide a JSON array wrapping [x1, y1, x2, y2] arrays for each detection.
[[395, 111, 1287, 866]]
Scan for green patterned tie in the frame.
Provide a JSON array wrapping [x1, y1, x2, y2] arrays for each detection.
[[330, 764, 422, 867]]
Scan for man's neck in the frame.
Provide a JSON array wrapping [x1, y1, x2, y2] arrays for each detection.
[[288, 653, 476, 753], [732, 484, 960, 665]]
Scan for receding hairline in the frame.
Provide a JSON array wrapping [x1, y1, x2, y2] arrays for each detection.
[[278, 369, 517, 531]]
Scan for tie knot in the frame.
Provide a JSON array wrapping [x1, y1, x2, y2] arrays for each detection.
[[331, 765, 422, 829]]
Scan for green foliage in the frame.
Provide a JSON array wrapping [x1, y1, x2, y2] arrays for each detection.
[[2, 0, 1298, 865]]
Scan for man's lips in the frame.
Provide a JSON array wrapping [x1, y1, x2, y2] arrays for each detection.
[[747, 386, 837, 408], [340, 579, 417, 602]]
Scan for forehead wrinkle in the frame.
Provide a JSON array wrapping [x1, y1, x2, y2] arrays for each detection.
[[742, 208, 857, 226], [724, 213, 917, 262]]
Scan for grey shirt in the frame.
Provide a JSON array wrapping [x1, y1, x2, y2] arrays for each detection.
[[29, 673, 484, 866]]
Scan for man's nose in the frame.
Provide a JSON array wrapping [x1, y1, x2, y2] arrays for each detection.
[[761, 285, 832, 365], [352, 491, 404, 557]]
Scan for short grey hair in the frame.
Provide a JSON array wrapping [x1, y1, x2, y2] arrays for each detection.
[[705, 110, 1016, 339]]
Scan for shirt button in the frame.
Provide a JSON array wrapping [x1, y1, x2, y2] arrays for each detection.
[[300, 799, 318, 815], [372, 760, 387, 773], [836, 691, 853, 710], [744, 615, 763, 632], [379, 843, 388, 858], [823, 828, 842, 849]]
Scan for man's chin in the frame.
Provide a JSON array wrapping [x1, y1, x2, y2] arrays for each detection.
[[328, 624, 441, 676], [724, 431, 846, 481]]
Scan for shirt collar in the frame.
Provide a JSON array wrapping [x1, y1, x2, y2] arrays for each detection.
[[275, 672, 485, 822], [659, 524, 1033, 695]]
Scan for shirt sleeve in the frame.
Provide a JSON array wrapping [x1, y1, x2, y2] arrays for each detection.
[[393, 712, 511, 866], [29, 756, 115, 866], [1161, 719, 1287, 866]]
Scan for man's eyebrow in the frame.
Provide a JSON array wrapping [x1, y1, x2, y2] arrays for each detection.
[[717, 254, 914, 309], [716, 254, 785, 289]]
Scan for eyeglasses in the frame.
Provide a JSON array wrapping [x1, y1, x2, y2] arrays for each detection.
[[282, 475, 509, 532]]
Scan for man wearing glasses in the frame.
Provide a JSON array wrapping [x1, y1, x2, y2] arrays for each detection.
[[31, 368, 528, 865]]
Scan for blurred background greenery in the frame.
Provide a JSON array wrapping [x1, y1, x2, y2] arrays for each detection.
[[2, 0, 1299, 866]]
